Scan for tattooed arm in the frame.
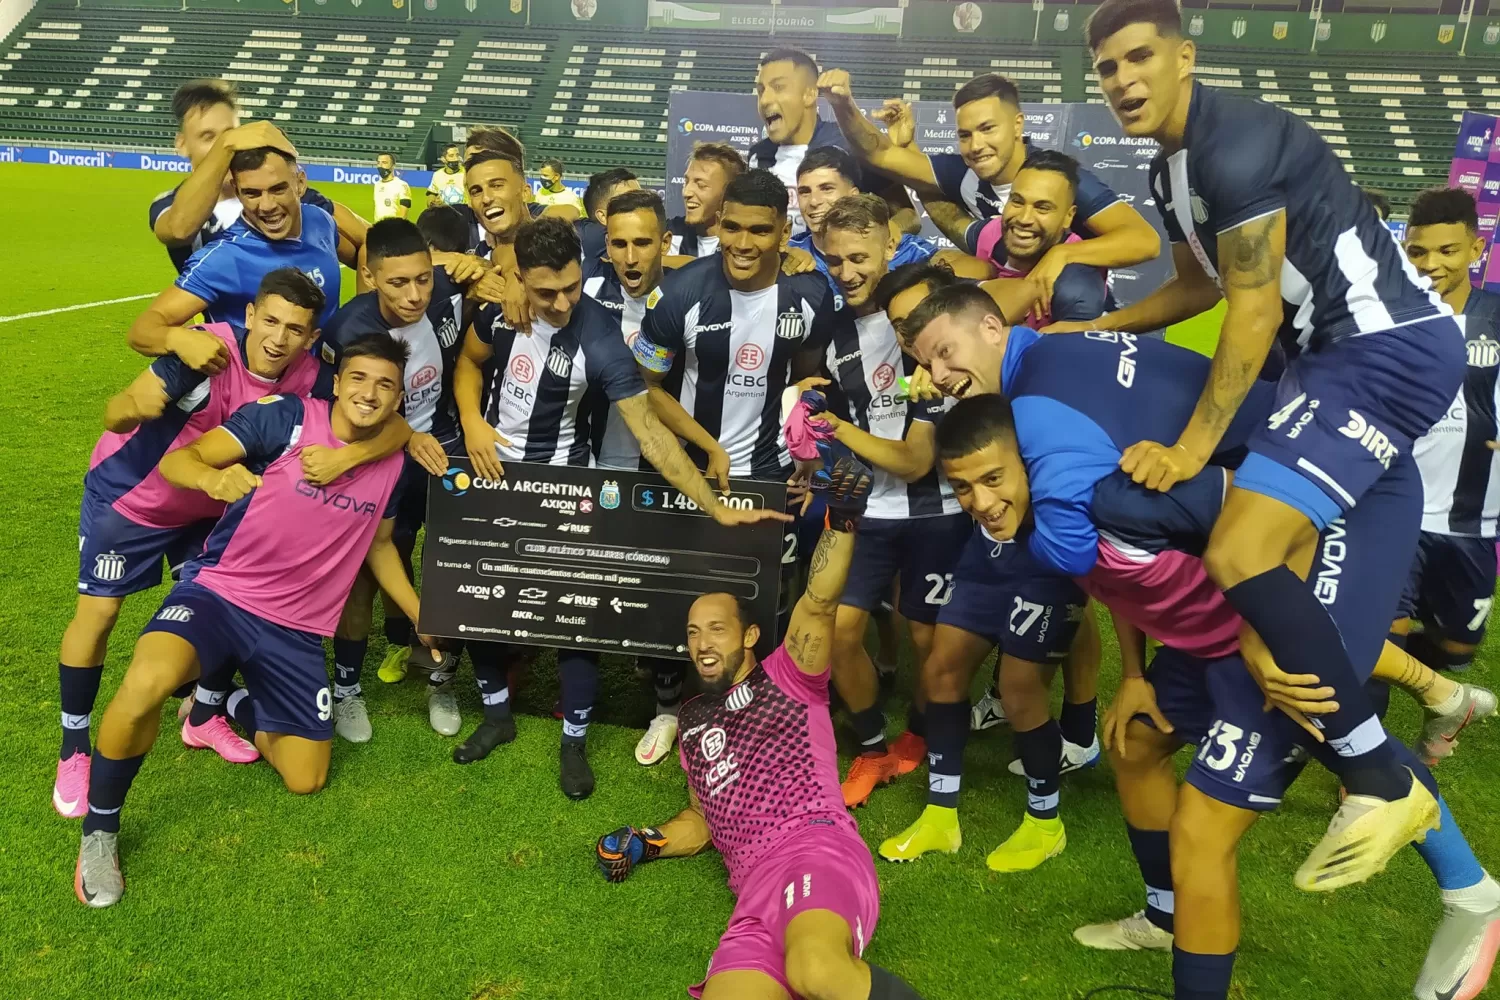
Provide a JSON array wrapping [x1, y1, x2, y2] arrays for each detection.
[[1178, 211, 1286, 460], [783, 527, 857, 676], [616, 393, 791, 528], [1120, 211, 1286, 492]]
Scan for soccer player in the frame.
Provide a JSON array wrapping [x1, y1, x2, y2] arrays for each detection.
[[581, 188, 718, 765], [790, 147, 938, 291], [964, 150, 1113, 327], [594, 458, 931, 1000], [131, 146, 342, 374], [1076, 0, 1462, 888], [74, 334, 422, 908], [372, 153, 411, 221], [749, 48, 855, 236], [819, 69, 1160, 294], [534, 157, 586, 220], [149, 79, 366, 275], [1395, 186, 1500, 752], [54, 269, 337, 816], [793, 196, 969, 806], [428, 143, 467, 208], [580, 166, 641, 262], [930, 396, 1500, 1000], [315, 218, 467, 741], [668, 141, 746, 258], [453, 217, 789, 796]]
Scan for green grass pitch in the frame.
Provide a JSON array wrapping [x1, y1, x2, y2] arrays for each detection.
[[0, 161, 1495, 1000]]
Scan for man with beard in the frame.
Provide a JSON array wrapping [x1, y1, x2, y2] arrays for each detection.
[[819, 70, 1159, 307], [372, 153, 411, 221], [583, 189, 733, 766], [668, 142, 746, 259], [594, 458, 933, 1000]]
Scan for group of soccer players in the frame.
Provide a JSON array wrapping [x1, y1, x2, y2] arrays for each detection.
[[48, 2, 1500, 997]]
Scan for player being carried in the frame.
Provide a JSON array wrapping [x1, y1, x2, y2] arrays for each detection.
[[594, 456, 931, 1000], [74, 334, 425, 908], [1060, 0, 1465, 894]]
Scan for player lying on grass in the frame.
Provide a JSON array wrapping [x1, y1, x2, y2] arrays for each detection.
[[595, 455, 930, 1000], [75, 334, 424, 909], [54, 270, 412, 818], [933, 392, 1499, 1000]]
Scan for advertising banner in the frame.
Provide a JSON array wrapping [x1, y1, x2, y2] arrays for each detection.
[[666, 92, 1171, 306], [646, 1, 902, 35], [1449, 111, 1500, 290], [420, 461, 786, 659]]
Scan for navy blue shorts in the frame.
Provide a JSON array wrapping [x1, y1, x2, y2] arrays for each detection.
[[840, 513, 971, 624], [77, 488, 212, 599], [937, 527, 1086, 662], [1398, 531, 1498, 646], [142, 581, 332, 741], [1237, 319, 1466, 530], [1142, 646, 1310, 812]]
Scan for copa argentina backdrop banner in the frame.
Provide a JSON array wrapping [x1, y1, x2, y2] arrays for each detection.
[[1449, 111, 1500, 292], [665, 92, 1172, 306]]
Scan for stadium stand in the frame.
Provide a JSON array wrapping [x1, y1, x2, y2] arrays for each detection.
[[0, 0, 1485, 203]]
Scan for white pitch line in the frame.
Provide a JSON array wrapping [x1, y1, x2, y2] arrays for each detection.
[[0, 292, 156, 324]]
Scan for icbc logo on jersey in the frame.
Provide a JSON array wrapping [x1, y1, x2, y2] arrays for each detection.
[[871, 362, 896, 391], [411, 364, 439, 390], [510, 354, 537, 383], [735, 344, 765, 370]]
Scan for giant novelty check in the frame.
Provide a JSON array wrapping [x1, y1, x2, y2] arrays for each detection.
[[419, 460, 787, 659]]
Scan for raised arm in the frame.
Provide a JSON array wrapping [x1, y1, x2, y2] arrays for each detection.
[[127, 287, 229, 373], [816, 72, 939, 191], [153, 121, 297, 245], [616, 393, 790, 528], [783, 458, 870, 674]]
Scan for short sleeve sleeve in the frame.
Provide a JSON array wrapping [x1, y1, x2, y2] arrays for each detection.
[[928, 153, 970, 206], [175, 240, 234, 304], [1048, 265, 1110, 324], [634, 282, 685, 373], [762, 644, 830, 707], [1089, 467, 1226, 555], [1196, 129, 1288, 234], [802, 282, 839, 357], [149, 354, 208, 406], [1071, 168, 1125, 234], [587, 329, 648, 402], [220, 395, 304, 468], [148, 187, 177, 230]]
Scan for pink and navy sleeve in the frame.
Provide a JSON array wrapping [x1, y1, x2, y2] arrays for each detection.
[[220, 395, 306, 474]]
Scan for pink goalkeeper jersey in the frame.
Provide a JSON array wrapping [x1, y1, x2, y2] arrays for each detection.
[[190, 395, 404, 635], [677, 645, 860, 894], [87, 323, 322, 529]]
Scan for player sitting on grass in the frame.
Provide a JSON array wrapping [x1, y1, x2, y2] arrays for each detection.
[[55, 268, 349, 817], [75, 334, 424, 909], [595, 456, 931, 1000]]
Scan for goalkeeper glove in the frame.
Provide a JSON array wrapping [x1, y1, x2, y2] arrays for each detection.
[[595, 826, 667, 882], [823, 454, 873, 533]]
